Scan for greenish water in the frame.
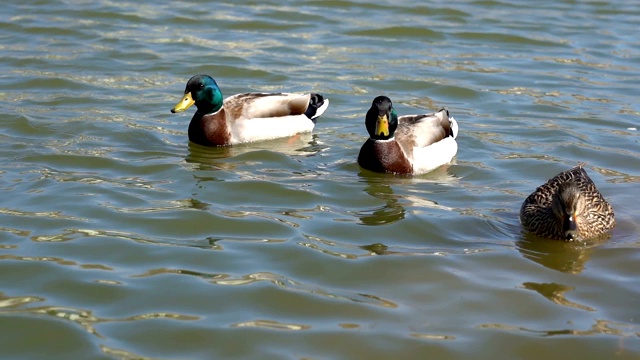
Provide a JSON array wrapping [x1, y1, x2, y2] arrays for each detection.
[[1, 0, 639, 359]]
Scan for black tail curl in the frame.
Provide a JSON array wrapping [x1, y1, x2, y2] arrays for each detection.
[[304, 93, 326, 121]]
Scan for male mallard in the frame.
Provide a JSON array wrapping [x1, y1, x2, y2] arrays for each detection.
[[171, 75, 329, 146], [520, 164, 615, 241], [357, 96, 458, 175]]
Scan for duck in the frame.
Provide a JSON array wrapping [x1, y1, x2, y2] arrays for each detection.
[[357, 96, 458, 175], [170, 75, 329, 146], [520, 164, 616, 241]]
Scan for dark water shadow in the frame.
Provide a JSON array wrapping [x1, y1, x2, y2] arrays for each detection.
[[521, 281, 595, 311], [185, 133, 324, 170], [516, 232, 611, 274], [355, 165, 459, 226], [183, 133, 328, 194], [356, 178, 406, 226]]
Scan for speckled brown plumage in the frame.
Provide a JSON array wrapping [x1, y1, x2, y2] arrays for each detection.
[[520, 165, 615, 241]]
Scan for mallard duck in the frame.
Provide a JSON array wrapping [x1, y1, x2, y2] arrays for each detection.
[[520, 164, 615, 241], [357, 96, 458, 175], [170, 75, 329, 146]]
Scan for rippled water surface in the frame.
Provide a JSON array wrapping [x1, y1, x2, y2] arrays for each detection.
[[1, 0, 639, 359]]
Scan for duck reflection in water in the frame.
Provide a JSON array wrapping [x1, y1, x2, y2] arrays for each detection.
[[356, 179, 406, 226], [356, 165, 457, 226], [516, 233, 610, 274], [521, 281, 595, 311], [187, 132, 322, 161], [185, 133, 325, 172]]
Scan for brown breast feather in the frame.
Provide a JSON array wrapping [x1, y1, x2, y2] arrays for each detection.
[[188, 108, 232, 146], [358, 139, 413, 174]]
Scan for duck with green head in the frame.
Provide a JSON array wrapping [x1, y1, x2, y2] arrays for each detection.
[[357, 96, 459, 175], [171, 75, 329, 146], [520, 164, 616, 241]]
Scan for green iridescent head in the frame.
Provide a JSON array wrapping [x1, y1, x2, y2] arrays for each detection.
[[365, 96, 399, 140], [171, 75, 224, 114]]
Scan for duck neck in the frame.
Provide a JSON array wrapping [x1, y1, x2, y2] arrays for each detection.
[[369, 136, 395, 142], [197, 86, 224, 114], [197, 100, 222, 115], [188, 108, 231, 146]]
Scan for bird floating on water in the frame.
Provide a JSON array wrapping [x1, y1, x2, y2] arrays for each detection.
[[171, 74, 329, 146], [357, 96, 458, 175], [520, 164, 615, 241]]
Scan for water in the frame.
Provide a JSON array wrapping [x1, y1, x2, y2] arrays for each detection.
[[1, 0, 639, 358]]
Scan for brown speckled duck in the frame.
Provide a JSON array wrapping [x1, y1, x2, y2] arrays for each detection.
[[520, 164, 615, 241], [357, 96, 458, 175], [171, 75, 329, 146]]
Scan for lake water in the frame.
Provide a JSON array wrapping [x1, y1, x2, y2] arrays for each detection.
[[1, 0, 639, 359]]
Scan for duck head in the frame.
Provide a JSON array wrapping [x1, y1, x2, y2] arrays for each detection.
[[551, 181, 586, 241], [365, 96, 399, 140], [171, 74, 224, 115]]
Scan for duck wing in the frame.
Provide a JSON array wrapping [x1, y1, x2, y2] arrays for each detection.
[[223, 93, 314, 121], [395, 109, 454, 150]]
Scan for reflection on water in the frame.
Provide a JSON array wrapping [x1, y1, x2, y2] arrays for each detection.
[[355, 165, 458, 226], [522, 282, 595, 311], [479, 319, 640, 339], [185, 132, 323, 167], [232, 319, 311, 331], [361, 243, 390, 255], [135, 267, 398, 308], [516, 234, 610, 274], [0, 298, 199, 340], [0, 293, 44, 310], [301, 235, 453, 259], [356, 180, 406, 226]]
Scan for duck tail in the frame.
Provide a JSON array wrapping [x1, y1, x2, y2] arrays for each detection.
[[450, 117, 459, 139], [305, 94, 330, 122]]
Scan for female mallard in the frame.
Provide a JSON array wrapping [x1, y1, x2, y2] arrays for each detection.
[[357, 96, 458, 175], [520, 164, 615, 241], [171, 75, 329, 146]]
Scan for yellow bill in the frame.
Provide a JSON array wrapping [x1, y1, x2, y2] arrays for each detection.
[[375, 114, 390, 137], [171, 92, 195, 113]]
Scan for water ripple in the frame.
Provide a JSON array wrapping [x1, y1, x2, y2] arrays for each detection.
[[135, 268, 398, 309], [1, 0, 639, 358], [232, 319, 311, 331]]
